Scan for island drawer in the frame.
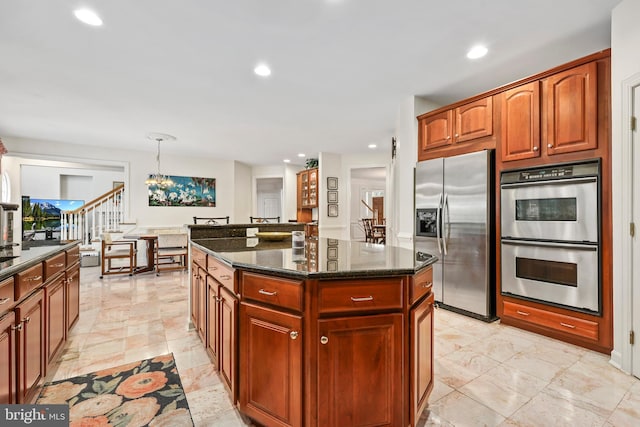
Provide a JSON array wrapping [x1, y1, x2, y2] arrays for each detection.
[[410, 267, 433, 305], [503, 300, 599, 341], [191, 246, 207, 268], [15, 263, 44, 301], [0, 277, 15, 314], [208, 255, 236, 293], [66, 246, 81, 266], [318, 277, 404, 315], [44, 252, 66, 280], [241, 272, 303, 312]]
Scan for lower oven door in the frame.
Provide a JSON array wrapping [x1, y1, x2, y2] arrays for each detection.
[[501, 239, 599, 313]]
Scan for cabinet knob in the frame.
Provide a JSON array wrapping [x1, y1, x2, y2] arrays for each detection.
[[547, 143, 553, 148], [290, 331, 299, 340], [11, 323, 22, 331], [454, 134, 459, 138], [533, 146, 538, 151], [0, 297, 9, 305], [320, 336, 329, 345], [446, 135, 451, 140], [23, 316, 31, 324]]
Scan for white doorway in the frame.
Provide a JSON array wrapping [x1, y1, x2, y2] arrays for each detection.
[[350, 167, 386, 241], [632, 84, 640, 378], [256, 177, 283, 220]]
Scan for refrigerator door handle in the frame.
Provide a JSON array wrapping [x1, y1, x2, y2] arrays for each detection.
[[436, 192, 443, 254], [442, 192, 449, 255]]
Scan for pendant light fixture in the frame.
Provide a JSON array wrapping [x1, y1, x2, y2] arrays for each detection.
[[145, 133, 176, 188]]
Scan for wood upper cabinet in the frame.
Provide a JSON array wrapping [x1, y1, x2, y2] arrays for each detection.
[[418, 97, 493, 160], [544, 61, 598, 155], [501, 81, 541, 161], [44, 275, 66, 367], [501, 61, 598, 162], [0, 311, 17, 404], [317, 313, 403, 427], [240, 302, 302, 427], [410, 292, 434, 427], [66, 263, 80, 330], [16, 289, 45, 404], [297, 167, 318, 209]]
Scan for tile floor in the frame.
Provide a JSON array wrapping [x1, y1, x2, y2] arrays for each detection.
[[45, 266, 640, 427]]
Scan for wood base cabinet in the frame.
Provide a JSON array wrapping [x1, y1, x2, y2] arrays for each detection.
[[410, 292, 434, 426], [44, 275, 66, 366], [66, 262, 80, 330], [239, 302, 302, 427], [0, 311, 17, 404], [318, 313, 403, 427], [219, 286, 237, 400], [16, 289, 45, 404]]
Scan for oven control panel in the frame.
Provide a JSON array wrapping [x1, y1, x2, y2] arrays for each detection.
[[501, 160, 599, 185]]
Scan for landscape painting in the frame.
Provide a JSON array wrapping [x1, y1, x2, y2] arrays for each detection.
[[22, 197, 84, 240], [148, 175, 216, 207]]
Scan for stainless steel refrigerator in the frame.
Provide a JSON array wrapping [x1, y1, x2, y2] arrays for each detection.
[[414, 150, 495, 320]]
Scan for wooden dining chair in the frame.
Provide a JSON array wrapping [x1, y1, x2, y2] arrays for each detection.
[[100, 232, 137, 278], [250, 216, 280, 223], [193, 216, 229, 225], [155, 233, 188, 275]]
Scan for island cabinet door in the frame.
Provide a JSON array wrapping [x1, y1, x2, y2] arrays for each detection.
[[410, 292, 434, 426], [65, 263, 80, 331], [16, 289, 45, 404], [239, 302, 302, 427], [219, 286, 238, 402], [0, 311, 17, 404], [45, 274, 66, 367], [317, 313, 403, 427]]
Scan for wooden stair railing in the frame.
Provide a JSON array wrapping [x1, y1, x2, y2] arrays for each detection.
[[60, 184, 126, 245]]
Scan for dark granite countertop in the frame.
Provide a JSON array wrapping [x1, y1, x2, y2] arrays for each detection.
[[0, 241, 80, 281], [191, 237, 437, 279]]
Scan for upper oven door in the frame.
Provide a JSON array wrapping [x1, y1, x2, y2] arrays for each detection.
[[501, 176, 598, 243]]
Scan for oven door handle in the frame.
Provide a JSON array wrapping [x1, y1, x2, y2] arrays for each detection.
[[436, 192, 443, 254], [500, 176, 597, 189], [501, 239, 598, 251]]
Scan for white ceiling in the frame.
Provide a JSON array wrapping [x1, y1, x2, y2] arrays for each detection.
[[0, 0, 620, 166]]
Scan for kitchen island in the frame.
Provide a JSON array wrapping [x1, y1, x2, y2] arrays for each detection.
[[190, 236, 437, 427]]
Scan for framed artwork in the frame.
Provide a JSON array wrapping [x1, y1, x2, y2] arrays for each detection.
[[328, 204, 338, 217], [327, 260, 338, 272], [148, 175, 216, 207], [327, 190, 338, 203], [327, 238, 339, 246], [327, 177, 338, 190]]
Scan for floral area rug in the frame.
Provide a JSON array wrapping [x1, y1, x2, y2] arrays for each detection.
[[37, 353, 193, 427]]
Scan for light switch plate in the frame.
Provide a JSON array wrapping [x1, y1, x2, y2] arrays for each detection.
[[246, 227, 259, 237]]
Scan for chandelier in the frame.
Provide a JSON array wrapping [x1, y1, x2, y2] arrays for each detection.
[[145, 133, 176, 188]]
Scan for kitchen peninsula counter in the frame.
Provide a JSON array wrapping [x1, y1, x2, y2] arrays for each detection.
[[190, 237, 437, 427]]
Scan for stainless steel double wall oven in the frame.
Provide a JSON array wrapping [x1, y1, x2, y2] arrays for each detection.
[[500, 160, 600, 314]]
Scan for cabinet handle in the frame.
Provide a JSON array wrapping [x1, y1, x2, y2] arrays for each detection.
[[533, 146, 539, 151], [547, 143, 553, 148], [446, 135, 451, 140], [11, 323, 22, 331], [454, 133, 459, 138], [51, 263, 65, 268], [290, 331, 299, 340], [0, 297, 9, 305], [350, 296, 373, 302], [220, 274, 232, 280], [423, 281, 433, 288], [23, 316, 31, 324], [27, 275, 42, 282], [258, 289, 277, 297], [210, 266, 218, 270], [516, 310, 530, 317], [560, 322, 576, 329], [320, 336, 329, 345]]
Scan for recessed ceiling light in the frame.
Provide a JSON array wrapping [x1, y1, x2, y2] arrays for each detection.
[[368, 144, 377, 149], [297, 153, 305, 158], [283, 159, 291, 163], [254, 63, 271, 77], [467, 45, 488, 59], [74, 9, 103, 26]]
